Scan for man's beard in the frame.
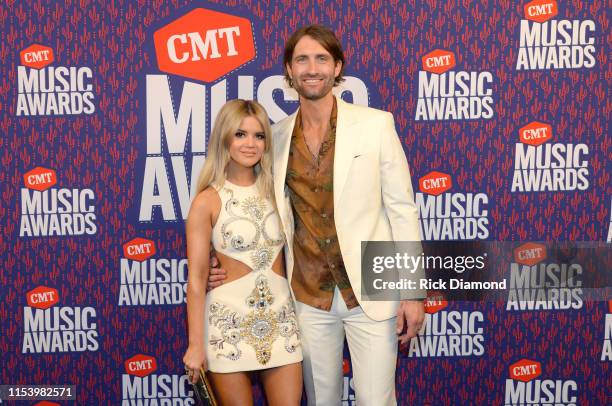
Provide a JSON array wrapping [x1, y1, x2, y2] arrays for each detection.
[[293, 75, 335, 100]]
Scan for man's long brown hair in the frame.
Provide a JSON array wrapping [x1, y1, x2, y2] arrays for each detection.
[[283, 24, 346, 86]]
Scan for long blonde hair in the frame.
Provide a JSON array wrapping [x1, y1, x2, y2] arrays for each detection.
[[196, 99, 274, 199]]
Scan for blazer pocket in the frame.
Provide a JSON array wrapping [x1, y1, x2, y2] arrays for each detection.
[[353, 150, 374, 159], [351, 151, 377, 168]]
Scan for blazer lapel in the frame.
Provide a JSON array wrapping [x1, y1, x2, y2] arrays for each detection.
[[273, 111, 297, 214], [333, 96, 359, 208]]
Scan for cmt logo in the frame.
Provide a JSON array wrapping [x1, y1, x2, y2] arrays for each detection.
[[123, 238, 156, 262], [154, 8, 255, 82], [343, 359, 350, 374], [24, 167, 57, 191], [124, 354, 158, 377], [20, 44, 54, 69], [424, 291, 448, 314], [419, 171, 452, 196], [509, 359, 542, 382], [514, 243, 547, 266], [524, 0, 558, 23], [519, 121, 552, 146], [26, 286, 59, 309], [421, 49, 456, 74]]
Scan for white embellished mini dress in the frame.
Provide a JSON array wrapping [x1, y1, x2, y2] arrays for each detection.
[[205, 181, 302, 373]]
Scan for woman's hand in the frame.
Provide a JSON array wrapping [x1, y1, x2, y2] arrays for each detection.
[[183, 344, 207, 384], [207, 253, 227, 291]]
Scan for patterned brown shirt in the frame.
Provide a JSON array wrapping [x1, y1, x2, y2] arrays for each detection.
[[286, 100, 358, 311]]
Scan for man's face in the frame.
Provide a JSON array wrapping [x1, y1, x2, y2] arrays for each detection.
[[286, 35, 342, 101]]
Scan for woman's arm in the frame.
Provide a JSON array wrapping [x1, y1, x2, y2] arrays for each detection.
[[183, 189, 216, 382]]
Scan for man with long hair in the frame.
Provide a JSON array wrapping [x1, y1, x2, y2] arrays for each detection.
[[276, 25, 425, 405]]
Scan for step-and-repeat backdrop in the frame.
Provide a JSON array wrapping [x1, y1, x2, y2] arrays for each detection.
[[1, 0, 610, 404]]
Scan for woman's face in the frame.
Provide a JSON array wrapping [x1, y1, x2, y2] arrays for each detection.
[[228, 115, 266, 168]]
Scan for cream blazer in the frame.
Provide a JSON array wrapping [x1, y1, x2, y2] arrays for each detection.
[[272, 96, 426, 321]]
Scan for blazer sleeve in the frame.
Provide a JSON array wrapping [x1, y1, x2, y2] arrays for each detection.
[[379, 112, 427, 300]]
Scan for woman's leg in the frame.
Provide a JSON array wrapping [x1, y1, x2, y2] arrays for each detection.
[[208, 371, 253, 406], [259, 362, 303, 406]]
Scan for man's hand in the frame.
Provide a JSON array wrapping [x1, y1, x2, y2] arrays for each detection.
[[206, 255, 227, 291], [396, 299, 425, 345]]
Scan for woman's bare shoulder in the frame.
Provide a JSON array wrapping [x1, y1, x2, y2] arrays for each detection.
[[188, 187, 221, 223]]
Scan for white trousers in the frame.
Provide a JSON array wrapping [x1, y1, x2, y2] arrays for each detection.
[[294, 288, 398, 406]]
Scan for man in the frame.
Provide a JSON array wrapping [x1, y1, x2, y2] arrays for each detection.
[[211, 25, 425, 405]]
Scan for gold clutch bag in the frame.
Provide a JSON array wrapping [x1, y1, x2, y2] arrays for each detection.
[[191, 368, 218, 406]]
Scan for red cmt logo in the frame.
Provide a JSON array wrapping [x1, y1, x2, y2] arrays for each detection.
[[422, 49, 456, 74], [342, 358, 350, 374], [24, 167, 57, 191], [124, 354, 157, 377], [419, 171, 452, 196], [424, 291, 448, 314], [509, 359, 542, 382], [524, 0, 558, 23], [20, 44, 54, 69], [27, 286, 59, 309], [34, 402, 61, 406], [154, 8, 255, 82], [519, 121, 552, 146], [123, 238, 156, 262], [514, 243, 547, 266]]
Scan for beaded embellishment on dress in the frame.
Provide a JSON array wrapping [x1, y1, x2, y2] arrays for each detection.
[[218, 187, 283, 271], [206, 181, 302, 372], [208, 275, 300, 365]]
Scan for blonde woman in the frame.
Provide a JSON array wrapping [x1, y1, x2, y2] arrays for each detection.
[[183, 100, 302, 405]]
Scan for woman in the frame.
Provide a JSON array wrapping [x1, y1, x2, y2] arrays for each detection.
[[182, 99, 302, 406]]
